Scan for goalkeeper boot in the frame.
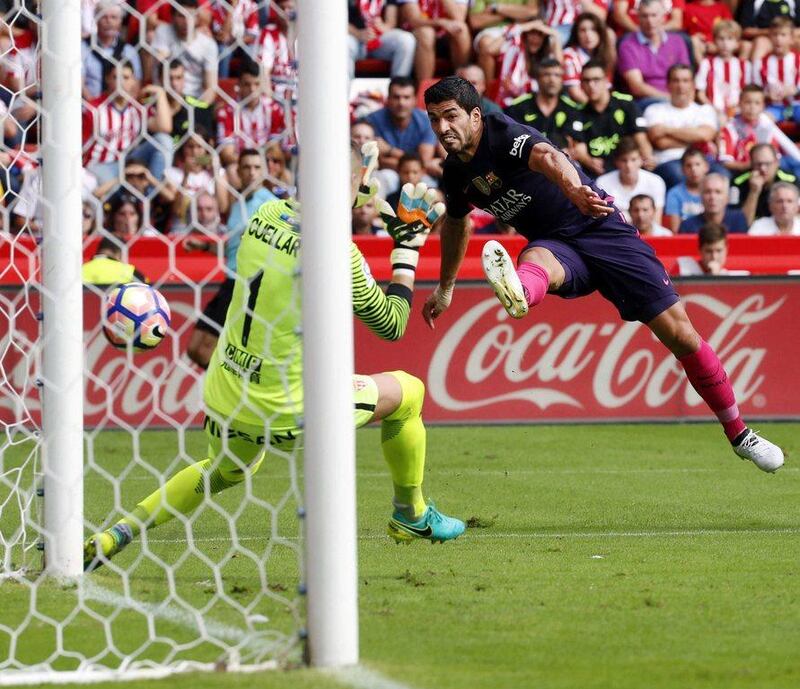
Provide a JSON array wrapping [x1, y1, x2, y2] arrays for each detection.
[[481, 240, 528, 319], [388, 503, 466, 544], [732, 429, 784, 473], [83, 524, 133, 572]]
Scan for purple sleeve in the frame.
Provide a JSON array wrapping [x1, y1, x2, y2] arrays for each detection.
[[616, 35, 640, 75]]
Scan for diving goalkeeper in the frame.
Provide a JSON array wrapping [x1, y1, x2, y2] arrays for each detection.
[[84, 142, 465, 570]]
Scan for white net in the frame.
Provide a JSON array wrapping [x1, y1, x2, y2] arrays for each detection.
[[0, 0, 309, 680]]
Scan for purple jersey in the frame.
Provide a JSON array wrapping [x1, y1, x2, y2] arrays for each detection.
[[441, 112, 615, 238]]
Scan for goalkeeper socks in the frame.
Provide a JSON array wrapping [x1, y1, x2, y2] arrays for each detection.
[[381, 371, 427, 521], [517, 262, 550, 307], [678, 340, 746, 442]]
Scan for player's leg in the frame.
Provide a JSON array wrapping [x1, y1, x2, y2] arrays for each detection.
[[83, 414, 273, 571], [482, 239, 588, 318], [353, 373, 465, 544], [647, 303, 784, 472]]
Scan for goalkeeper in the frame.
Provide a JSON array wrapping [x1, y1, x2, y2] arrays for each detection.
[[84, 142, 465, 570]]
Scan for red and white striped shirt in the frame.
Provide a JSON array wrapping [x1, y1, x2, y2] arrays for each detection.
[[496, 31, 535, 106], [82, 97, 147, 165], [719, 113, 800, 163], [547, 0, 608, 28], [216, 96, 287, 151], [753, 51, 800, 105], [563, 46, 590, 87], [695, 56, 751, 116], [258, 24, 296, 103], [210, 0, 260, 43]]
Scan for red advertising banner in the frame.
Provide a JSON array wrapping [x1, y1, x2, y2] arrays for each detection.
[[1, 279, 799, 429]]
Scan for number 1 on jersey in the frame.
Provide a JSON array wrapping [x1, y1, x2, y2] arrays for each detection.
[[241, 269, 264, 347]]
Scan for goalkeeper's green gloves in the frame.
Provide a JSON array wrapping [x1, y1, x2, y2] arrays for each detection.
[[377, 182, 445, 274], [353, 141, 380, 209]]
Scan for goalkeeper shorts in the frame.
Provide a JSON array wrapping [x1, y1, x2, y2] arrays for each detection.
[[203, 374, 380, 469]]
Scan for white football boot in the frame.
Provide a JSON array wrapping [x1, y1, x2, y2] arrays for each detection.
[[733, 429, 784, 473], [481, 240, 528, 319]]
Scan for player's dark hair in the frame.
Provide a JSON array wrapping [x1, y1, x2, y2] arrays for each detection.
[[398, 152, 422, 167], [667, 63, 693, 81], [566, 13, 611, 69], [535, 58, 562, 76], [630, 193, 655, 208], [580, 59, 606, 76], [389, 76, 417, 93], [741, 83, 764, 97], [698, 222, 727, 247], [424, 76, 481, 115], [239, 59, 261, 79], [614, 136, 641, 161]]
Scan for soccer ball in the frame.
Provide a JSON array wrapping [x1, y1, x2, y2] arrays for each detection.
[[102, 282, 171, 352]]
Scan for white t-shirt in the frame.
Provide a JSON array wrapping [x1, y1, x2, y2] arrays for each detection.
[[152, 25, 218, 99], [643, 101, 718, 165], [640, 223, 673, 237], [677, 257, 750, 276], [596, 169, 666, 212], [748, 216, 800, 236], [165, 167, 216, 196]]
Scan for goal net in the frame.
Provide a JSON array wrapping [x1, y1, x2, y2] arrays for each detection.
[[0, 0, 356, 681]]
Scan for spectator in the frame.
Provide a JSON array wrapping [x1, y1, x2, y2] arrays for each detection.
[[562, 13, 616, 104], [738, 0, 798, 61], [150, 0, 218, 105], [752, 17, 800, 122], [192, 191, 225, 235], [83, 199, 102, 236], [386, 153, 424, 210], [350, 119, 400, 195], [676, 223, 749, 276], [545, 0, 610, 49], [628, 193, 673, 235], [496, 20, 563, 106], [165, 59, 215, 148], [82, 236, 147, 285], [258, 0, 297, 103], [678, 173, 748, 234], [504, 58, 581, 151], [366, 77, 441, 179], [694, 20, 750, 117], [264, 141, 296, 197], [82, 61, 173, 186], [730, 143, 800, 224], [352, 197, 387, 235], [397, 0, 470, 81], [597, 137, 666, 220], [166, 135, 225, 231], [613, 0, 685, 36], [216, 61, 287, 186], [348, 0, 416, 79], [82, 0, 142, 100], [455, 63, 502, 114], [644, 64, 718, 188], [104, 191, 156, 239], [468, 0, 539, 81], [209, 0, 260, 78], [748, 182, 800, 235], [664, 148, 708, 232], [719, 85, 800, 176], [571, 60, 655, 176], [682, 0, 733, 63], [617, 0, 691, 106]]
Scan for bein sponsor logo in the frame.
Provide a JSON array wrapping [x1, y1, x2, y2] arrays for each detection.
[[427, 293, 785, 414]]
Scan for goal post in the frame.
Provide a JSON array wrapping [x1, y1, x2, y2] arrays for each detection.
[[39, 0, 85, 579], [296, 0, 360, 668]]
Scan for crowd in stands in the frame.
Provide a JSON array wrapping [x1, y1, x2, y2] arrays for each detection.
[[2, 0, 800, 280]]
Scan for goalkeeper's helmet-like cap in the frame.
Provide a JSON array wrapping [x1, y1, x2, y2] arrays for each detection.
[[423, 76, 481, 115]]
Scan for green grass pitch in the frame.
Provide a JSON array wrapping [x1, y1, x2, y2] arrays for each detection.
[[1, 422, 798, 689]]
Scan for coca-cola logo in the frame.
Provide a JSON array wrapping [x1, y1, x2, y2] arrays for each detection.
[[428, 293, 785, 413]]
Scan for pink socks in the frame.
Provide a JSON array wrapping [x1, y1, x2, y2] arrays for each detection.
[[678, 340, 746, 443], [517, 262, 551, 307]]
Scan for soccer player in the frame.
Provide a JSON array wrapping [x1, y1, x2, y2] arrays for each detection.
[[422, 76, 784, 473], [84, 143, 465, 570]]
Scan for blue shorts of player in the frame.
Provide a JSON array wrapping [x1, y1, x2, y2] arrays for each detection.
[[523, 212, 680, 323]]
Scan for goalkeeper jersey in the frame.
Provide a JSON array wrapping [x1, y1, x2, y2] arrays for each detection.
[[203, 198, 411, 427]]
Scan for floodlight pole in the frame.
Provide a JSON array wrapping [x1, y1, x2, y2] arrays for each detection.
[[40, 0, 84, 577], [297, 0, 360, 669]]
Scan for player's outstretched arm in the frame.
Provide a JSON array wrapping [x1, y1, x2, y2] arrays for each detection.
[[422, 212, 469, 330], [528, 141, 614, 219], [352, 182, 443, 341]]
